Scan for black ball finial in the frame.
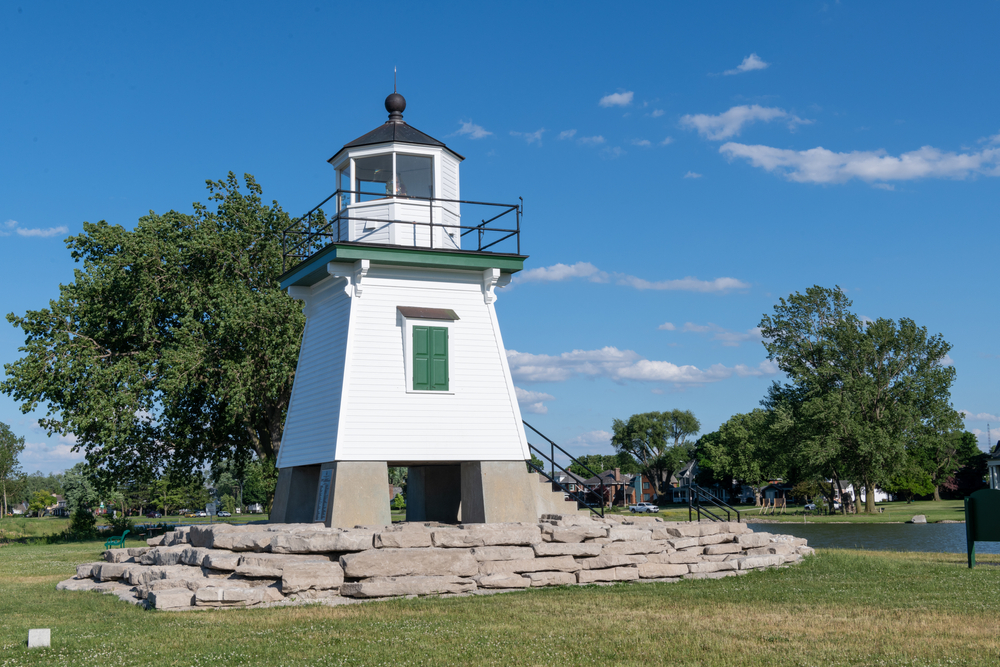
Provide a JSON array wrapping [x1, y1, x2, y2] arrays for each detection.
[[385, 92, 406, 122]]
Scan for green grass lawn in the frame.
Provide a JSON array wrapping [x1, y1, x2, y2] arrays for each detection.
[[601, 499, 966, 524], [2, 539, 1000, 665], [0, 514, 271, 542]]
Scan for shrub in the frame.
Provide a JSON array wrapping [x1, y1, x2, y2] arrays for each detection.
[[107, 512, 134, 537], [391, 494, 406, 510], [67, 508, 99, 539]]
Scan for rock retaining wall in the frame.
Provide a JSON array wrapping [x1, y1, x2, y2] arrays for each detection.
[[57, 514, 814, 610]]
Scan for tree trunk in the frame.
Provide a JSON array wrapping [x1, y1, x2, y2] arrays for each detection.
[[933, 485, 941, 501], [754, 488, 761, 507], [854, 482, 863, 514], [832, 471, 846, 515], [865, 479, 876, 514]]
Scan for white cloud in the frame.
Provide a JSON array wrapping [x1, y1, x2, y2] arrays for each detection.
[[558, 129, 577, 140], [684, 171, 703, 179], [940, 354, 955, 367], [453, 120, 493, 139], [564, 430, 615, 454], [515, 261, 750, 293], [578, 135, 605, 146], [16, 226, 69, 238], [518, 261, 608, 283], [658, 322, 677, 331], [1, 219, 68, 238], [649, 109, 665, 118], [602, 146, 626, 159], [719, 141, 1000, 184], [515, 386, 556, 415], [660, 137, 674, 146], [510, 129, 546, 145], [507, 347, 778, 385], [962, 410, 1000, 422], [724, 53, 770, 75], [675, 322, 763, 347], [631, 139, 652, 147], [599, 91, 634, 108], [971, 428, 999, 451], [20, 440, 85, 472], [872, 183, 895, 191], [680, 105, 811, 141]]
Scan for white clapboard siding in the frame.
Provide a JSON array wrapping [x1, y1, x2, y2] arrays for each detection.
[[276, 282, 351, 469], [337, 266, 527, 462], [278, 265, 528, 467], [439, 153, 461, 248]]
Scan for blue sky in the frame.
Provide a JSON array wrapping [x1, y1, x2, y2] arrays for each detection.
[[2, 2, 998, 474]]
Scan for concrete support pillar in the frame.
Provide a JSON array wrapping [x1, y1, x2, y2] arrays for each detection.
[[269, 468, 294, 523], [460, 461, 538, 524], [270, 465, 321, 524], [406, 465, 462, 523], [321, 461, 392, 528]]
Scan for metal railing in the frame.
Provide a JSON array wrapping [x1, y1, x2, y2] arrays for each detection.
[[281, 189, 522, 273], [687, 483, 742, 523], [523, 420, 605, 519]]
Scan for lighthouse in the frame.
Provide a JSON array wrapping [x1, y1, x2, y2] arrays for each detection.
[[271, 91, 544, 528]]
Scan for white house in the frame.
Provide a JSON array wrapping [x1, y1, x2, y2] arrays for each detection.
[[271, 91, 543, 528]]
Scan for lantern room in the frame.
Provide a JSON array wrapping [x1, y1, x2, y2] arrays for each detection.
[[326, 92, 464, 249]]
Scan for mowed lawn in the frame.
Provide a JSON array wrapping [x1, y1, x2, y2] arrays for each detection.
[[2, 540, 1000, 666], [604, 499, 967, 524]]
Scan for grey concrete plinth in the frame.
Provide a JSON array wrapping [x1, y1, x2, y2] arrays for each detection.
[[461, 461, 539, 523], [28, 629, 50, 649], [270, 465, 321, 524], [407, 465, 462, 523], [322, 461, 391, 528]]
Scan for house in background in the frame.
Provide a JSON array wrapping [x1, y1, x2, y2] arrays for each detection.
[[46, 495, 69, 517], [582, 469, 637, 507]]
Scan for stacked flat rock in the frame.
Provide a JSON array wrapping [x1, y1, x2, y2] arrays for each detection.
[[57, 516, 815, 610]]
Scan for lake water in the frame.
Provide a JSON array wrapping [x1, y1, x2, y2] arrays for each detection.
[[749, 521, 1000, 554]]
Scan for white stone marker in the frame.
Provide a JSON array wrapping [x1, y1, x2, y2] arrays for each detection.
[[28, 629, 50, 648]]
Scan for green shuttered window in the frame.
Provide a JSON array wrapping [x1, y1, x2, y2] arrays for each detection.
[[412, 325, 449, 391]]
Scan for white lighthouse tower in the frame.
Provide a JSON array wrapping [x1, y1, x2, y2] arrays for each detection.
[[271, 91, 546, 528]]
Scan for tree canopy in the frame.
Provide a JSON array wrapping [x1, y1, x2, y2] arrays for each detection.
[[0, 422, 25, 516], [611, 410, 700, 499], [2, 174, 303, 491], [759, 285, 962, 512]]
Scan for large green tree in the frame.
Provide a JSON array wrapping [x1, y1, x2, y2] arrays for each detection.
[[0, 422, 25, 517], [760, 285, 960, 512], [62, 462, 99, 513], [2, 174, 303, 493], [611, 410, 700, 500], [697, 409, 787, 505]]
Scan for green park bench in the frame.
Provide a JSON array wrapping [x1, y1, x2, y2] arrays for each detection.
[[965, 489, 1000, 568], [104, 529, 130, 550]]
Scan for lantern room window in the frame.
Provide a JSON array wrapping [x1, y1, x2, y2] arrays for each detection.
[[355, 154, 394, 202], [396, 154, 433, 200], [338, 152, 436, 206]]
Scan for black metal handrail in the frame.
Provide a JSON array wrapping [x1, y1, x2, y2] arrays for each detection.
[[523, 420, 605, 519], [688, 483, 742, 523], [281, 189, 522, 273]]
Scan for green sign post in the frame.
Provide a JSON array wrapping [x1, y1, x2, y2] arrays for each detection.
[[964, 489, 1000, 568]]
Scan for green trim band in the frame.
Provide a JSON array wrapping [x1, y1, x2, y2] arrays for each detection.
[[281, 242, 527, 289]]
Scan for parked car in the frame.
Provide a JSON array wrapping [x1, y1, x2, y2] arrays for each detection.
[[184, 511, 197, 518], [145, 511, 162, 518], [629, 502, 660, 513], [802, 502, 817, 511], [217, 510, 231, 517], [195, 510, 208, 517]]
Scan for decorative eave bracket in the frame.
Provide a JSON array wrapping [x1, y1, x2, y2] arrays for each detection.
[[482, 268, 512, 304], [327, 259, 370, 298]]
